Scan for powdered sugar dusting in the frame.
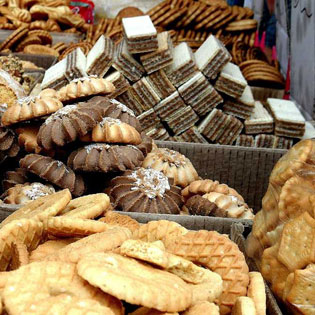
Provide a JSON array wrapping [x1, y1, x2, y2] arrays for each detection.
[[24, 183, 55, 200], [85, 143, 111, 154], [17, 96, 36, 105], [45, 105, 77, 124], [111, 99, 135, 117], [99, 117, 122, 127], [56, 161, 64, 167], [160, 148, 187, 167], [129, 168, 170, 198]]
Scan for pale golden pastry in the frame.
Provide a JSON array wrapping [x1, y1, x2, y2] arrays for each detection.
[[3, 182, 55, 205], [1, 95, 63, 126], [16, 125, 43, 154], [142, 148, 199, 188], [56, 77, 115, 103]]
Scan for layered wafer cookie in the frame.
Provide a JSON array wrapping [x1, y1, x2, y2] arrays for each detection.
[[122, 15, 158, 53], [217, 115, 243, 145], [154, 91, 186, 120], [267, 98, 305, 138], [113, 39, 145, 82], [137, 108, 161, 132], [65, 48, 87, 81], [245, 101, 273, 134], [235, 135, 254, 147], [132, 77, 161, 110], [104, 71, 130, 99], [274, 136, 293, 149], [146, 127, 170, 141], [146, 69, 176, 99], [165, 42, 198, 87], [176, 127, 208, 144], [194, 35, 231, 80], [254, 134, 277, 148], [140, 32, 173, 74], [41, 58, 68, 90], [178, 72, 222, 116], [223, 85, 255, 119], [302, 121, 315, 139], [117, 88, 143, 116], [214, 62, 247, 98], [198, 108, 225, 141], [86, 35, 114, 77], [165, 106, 199, 135]]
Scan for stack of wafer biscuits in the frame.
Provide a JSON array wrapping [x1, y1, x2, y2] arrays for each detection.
[[122, 15, 158, 54], [244, 101, 274, 134], [223, 85, 255, 119], [198, 109, 243, 145], [178, 72, 223, 116], [267, 98, 306, 138], [146, 69, 176, 99]]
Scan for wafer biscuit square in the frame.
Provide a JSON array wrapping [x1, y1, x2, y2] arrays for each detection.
[[105, 71, 130, 99], [147, 69, 176, 99], [137, 108, 161, 132], [194, 35, 231, 80]]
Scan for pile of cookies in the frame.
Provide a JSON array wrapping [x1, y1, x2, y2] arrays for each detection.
[[39, 15, 303, 150], [246, 139, 315, 313], [0, 0, 86, 33], [0, 189, 266, 314], [0, 66, 255, 220]]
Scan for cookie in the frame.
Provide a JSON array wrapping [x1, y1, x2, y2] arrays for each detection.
[[142, 148, 199, 187], [99, 211, 140, 232], [108, 168, 184, 214], [0, 25, 28, 51], [77, 252, 192, 312], [20, 154, 85, 196], [68, 144, 144, 173]]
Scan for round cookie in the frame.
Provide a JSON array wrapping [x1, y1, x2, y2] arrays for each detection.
[[142, 148, 199, 188], [108, 168, 184, 214], [68, 144, 144, 173], [19, 154, 85, 196], [77, 252, 192, 313]]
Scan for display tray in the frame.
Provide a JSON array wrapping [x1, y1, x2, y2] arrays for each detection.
[[156, 141, 286, 212]]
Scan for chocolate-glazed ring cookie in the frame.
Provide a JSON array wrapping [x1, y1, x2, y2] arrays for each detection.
[[88, 96, 142, 132], [108, 168, 183, 214], [67, 144, 144, 173], [19, 154, 85, 196], [37, 101, 109, 150]]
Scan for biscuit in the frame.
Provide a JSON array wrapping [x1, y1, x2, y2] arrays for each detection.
[[0, 189, 71, 228], [2, 261, 122, 314], [99, 211, 140, 232], [9, 241, 29, 271], [77, 252, 192, 312], [44, 227, 132, 264], [68, 144, 144, 173], [142, 148, 199, 188], [109, 168, 184, 214], [182, 301, 219, 315], [24, 44, 59, 57], [232, 297, 256, 315], [20, 154, 86, 196], [46, 217, 109, 238], [247, 272, 266, 315], [0, 25, 28, 51], [16, 126, 43, 154]]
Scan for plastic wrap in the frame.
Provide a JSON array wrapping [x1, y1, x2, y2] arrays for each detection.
[[246, 139, 315, 313]]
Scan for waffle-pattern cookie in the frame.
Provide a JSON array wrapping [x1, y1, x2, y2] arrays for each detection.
[[1, 95, 63, 126], [56, 77, 115, 103], [108, 168, 184, 214], [165, 230, 249, 314], [20, 154, 85, 196], [37, 101, 108, 150], [68, 144, 144, 173], [142, 148, 199, 187]]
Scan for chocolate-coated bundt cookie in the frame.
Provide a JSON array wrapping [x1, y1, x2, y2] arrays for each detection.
[[88, 96, 142, 132], [37, 101, 109, 150], [19, 154, 85, 196], [2, 168, 29, 191], [0, 127, 19, 163], [67, 144, 144, 173], [108, 168, 184, 214]]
